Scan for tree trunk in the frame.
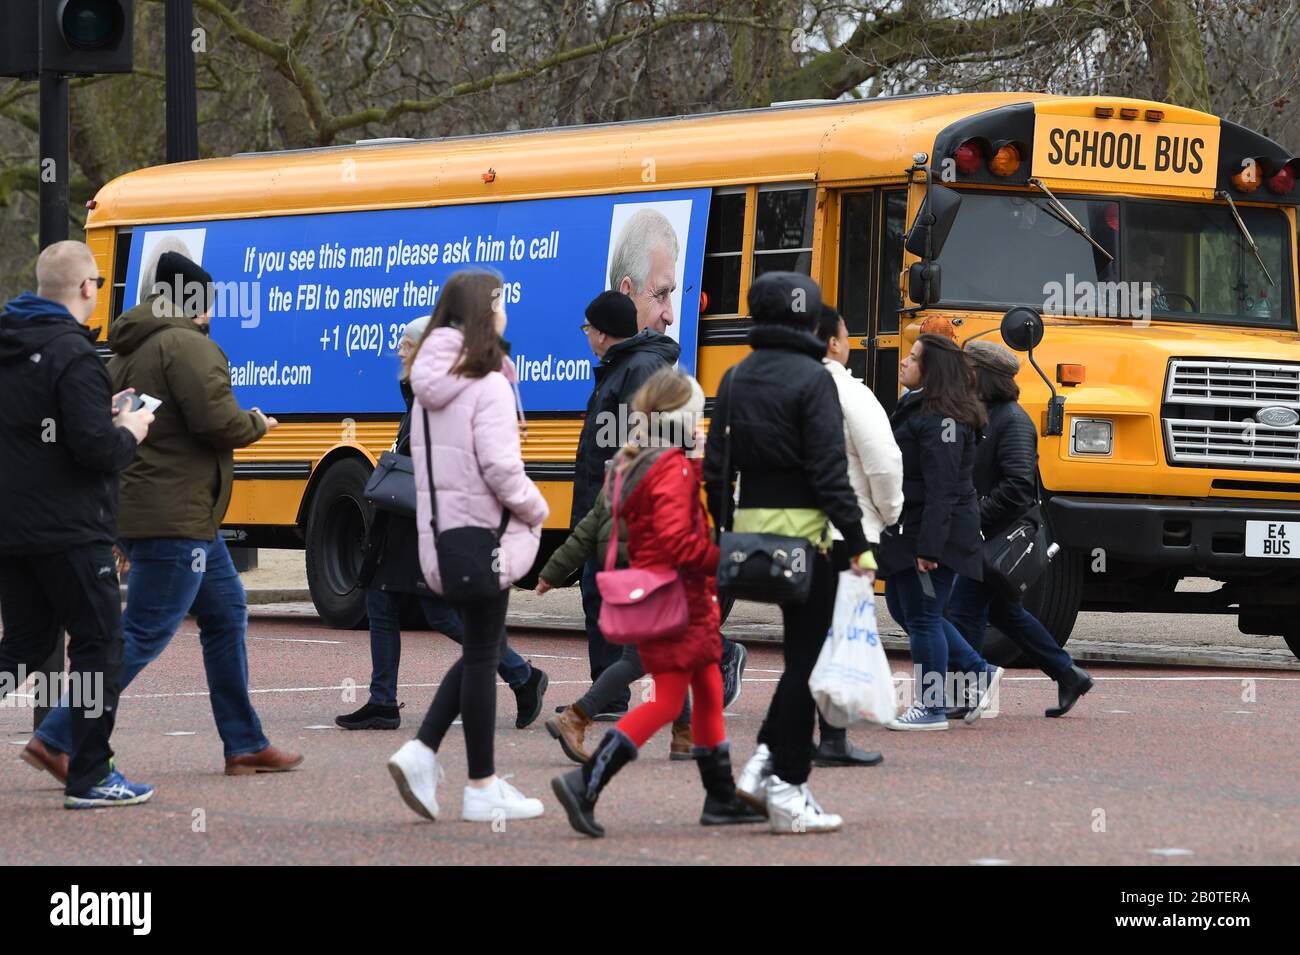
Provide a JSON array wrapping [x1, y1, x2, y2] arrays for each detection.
[[1139, 0, 1212, 111]]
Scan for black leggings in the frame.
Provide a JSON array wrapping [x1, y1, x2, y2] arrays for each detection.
[[757, 550, 838, 786], [417, 588, 509, 780]]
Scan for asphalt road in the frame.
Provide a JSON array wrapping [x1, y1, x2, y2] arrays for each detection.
[[2, 609, 1296, 866]]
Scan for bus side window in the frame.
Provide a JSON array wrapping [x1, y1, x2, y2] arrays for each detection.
[[702, 191, 745, 316], [876, 190, 907, 335], [753, 186, 814, 279]]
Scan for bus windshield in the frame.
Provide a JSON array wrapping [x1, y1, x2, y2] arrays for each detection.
[[935, 191, 1295, 330]]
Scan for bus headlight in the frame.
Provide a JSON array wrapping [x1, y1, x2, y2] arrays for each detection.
[[1071, 418, 1113, 455]]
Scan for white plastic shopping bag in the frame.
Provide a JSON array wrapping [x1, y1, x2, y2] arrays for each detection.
[[809, 571, 898, 727]]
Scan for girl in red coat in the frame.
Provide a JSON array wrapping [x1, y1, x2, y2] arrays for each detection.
[[552, 369, 764, 837]]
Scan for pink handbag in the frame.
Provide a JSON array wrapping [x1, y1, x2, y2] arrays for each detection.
[[596, 464, 690, 645]]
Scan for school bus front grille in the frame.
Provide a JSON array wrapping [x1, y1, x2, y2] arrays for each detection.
[[1164, 358, 1300, 470]]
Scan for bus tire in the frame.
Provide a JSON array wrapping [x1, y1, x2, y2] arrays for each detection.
[[305, 457, 374, 630], [980, 547, 1084, 668]]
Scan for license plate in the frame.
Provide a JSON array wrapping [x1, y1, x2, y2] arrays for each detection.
[[1245, 520, 1300, 558]]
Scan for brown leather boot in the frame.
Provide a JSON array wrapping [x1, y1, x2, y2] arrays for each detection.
[[670, 719, 694, 761], [20, 736, 68, 784], [225, 745, 304, 776], [545, 703, 591, 763]]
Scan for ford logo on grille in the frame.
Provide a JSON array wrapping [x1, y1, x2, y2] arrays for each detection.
[[1256, 406, 1299, 428]]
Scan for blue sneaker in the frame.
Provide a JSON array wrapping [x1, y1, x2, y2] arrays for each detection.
[[965, 666, 1005, 724], [886, 704, 949, 731], [64, 765, 155, 810]]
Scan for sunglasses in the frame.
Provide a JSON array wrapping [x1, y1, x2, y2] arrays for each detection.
[[84, 276, 106, 289]]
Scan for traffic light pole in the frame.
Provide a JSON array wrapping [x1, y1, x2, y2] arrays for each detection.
[[165, 0, 198, 163], [37, 71, 69, 247], [35, 70, 70, 729]]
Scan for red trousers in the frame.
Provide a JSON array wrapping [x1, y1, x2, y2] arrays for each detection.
[[615, 664, 726, 750]]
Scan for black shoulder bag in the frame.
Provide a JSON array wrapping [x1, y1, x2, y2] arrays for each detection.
[[714, 371, 815, 605], [363, 451, 416, 517], [422, 408, 510, 603], [982, 504, 1051, 601]]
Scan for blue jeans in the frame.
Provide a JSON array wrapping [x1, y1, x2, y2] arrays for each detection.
[[945, 575, 1073, 680], [580, 558, 628, 712], [365, 588, 530, 707], [885, 565, 992, 713], [37, 536, 270, 759]]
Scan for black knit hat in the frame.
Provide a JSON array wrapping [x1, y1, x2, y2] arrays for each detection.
[[748, 272, 822, 330], [585, 289, 638, 338], [155, 251, 214, 318]]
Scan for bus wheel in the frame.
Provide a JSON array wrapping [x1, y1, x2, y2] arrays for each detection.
[[980, 547, 1084, 668], [305, 457, 373, 630]]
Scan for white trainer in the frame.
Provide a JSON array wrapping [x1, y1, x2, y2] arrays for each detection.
[[462, 775, 545, 822], [388, 739, 443, 821], [736, 743, 772, 815], [765, 776, 843, 835]]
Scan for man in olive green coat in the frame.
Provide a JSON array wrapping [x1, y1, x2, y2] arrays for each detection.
[[33, 252, 303, 777]]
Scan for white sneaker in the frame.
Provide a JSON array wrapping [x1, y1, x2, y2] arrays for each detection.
[[765, 776, 843, 834], [736, 743, 772, 814], [462, 775, 545, 822], [388, 739, 443, 821]]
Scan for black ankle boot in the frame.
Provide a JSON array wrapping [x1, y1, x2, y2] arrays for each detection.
[[1046, 665, 1094, 718], [551, 728, 638, 838], [694, 742, 767, 826]]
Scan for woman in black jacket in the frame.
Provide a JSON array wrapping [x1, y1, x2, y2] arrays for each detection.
[[945, 341, 1093, 717], [702, 272, 874, 835], [336, 317, 547, 731], [880, 333, 1003, 731]]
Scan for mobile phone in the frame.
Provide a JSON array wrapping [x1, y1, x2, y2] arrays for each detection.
[[918, 569, 936, 599], [113, 392, 143, 414], [138, 393, 162, 414]]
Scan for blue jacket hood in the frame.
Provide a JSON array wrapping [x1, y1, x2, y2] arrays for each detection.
[[0, 292, 88, 364]]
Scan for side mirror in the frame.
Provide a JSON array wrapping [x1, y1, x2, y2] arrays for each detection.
[[907, 262, 942, 306], [904, 182, 962, 260], [1000, 306, 1045, 352], [999, 306, 1064, 436]]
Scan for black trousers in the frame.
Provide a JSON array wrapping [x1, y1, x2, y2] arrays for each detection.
[[417, 588, 509, 780], [0, 546, 124, 794], [757, 550, 838, 786]]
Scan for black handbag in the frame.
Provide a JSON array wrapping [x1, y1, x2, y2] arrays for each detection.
[[421, 408, 511, 603], [363, 451, 416, 517], [714, 371, 815, 605], [982, 505, 1051, 601]]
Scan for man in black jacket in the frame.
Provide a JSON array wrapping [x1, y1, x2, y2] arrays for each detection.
[[570, 291, 679, 716], [0, 240, 155, 808], [703, 272, 875, 834]]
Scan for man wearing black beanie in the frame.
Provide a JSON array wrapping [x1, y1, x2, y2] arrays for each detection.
[[703, 271, 874, 834], [558, 288, 678, 721]]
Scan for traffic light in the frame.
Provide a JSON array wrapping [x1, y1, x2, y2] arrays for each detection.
[[0, 0, 134, 78]]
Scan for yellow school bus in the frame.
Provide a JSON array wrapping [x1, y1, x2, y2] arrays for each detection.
[[84, 92, 1300, 661]]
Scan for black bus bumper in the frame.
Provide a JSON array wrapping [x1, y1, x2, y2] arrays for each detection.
[[1046, 494, 1300, 573]]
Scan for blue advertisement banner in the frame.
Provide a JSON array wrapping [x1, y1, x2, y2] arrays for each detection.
[[122, 188, 710, 414]]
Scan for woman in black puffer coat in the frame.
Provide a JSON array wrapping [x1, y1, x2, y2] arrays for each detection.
[[944, 340, 1092, 718], [879, 333, 1002, 731]]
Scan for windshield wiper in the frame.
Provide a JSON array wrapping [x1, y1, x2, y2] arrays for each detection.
[[1215, 189, 1276, 287], [1028, 177, 1115, 263]]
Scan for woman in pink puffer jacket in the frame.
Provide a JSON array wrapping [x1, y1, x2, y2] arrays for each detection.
[[386, 269, 549, 825]]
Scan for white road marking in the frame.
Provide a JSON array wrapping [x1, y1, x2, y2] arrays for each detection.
[[970, 858, 1013, 865], [163, 731, 196, 737], [1148, 848, 1194, 857], [249, 637, 343, 645]]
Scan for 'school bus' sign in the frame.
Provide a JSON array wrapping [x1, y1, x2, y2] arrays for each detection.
[[1033, 112, 1221, 190]]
